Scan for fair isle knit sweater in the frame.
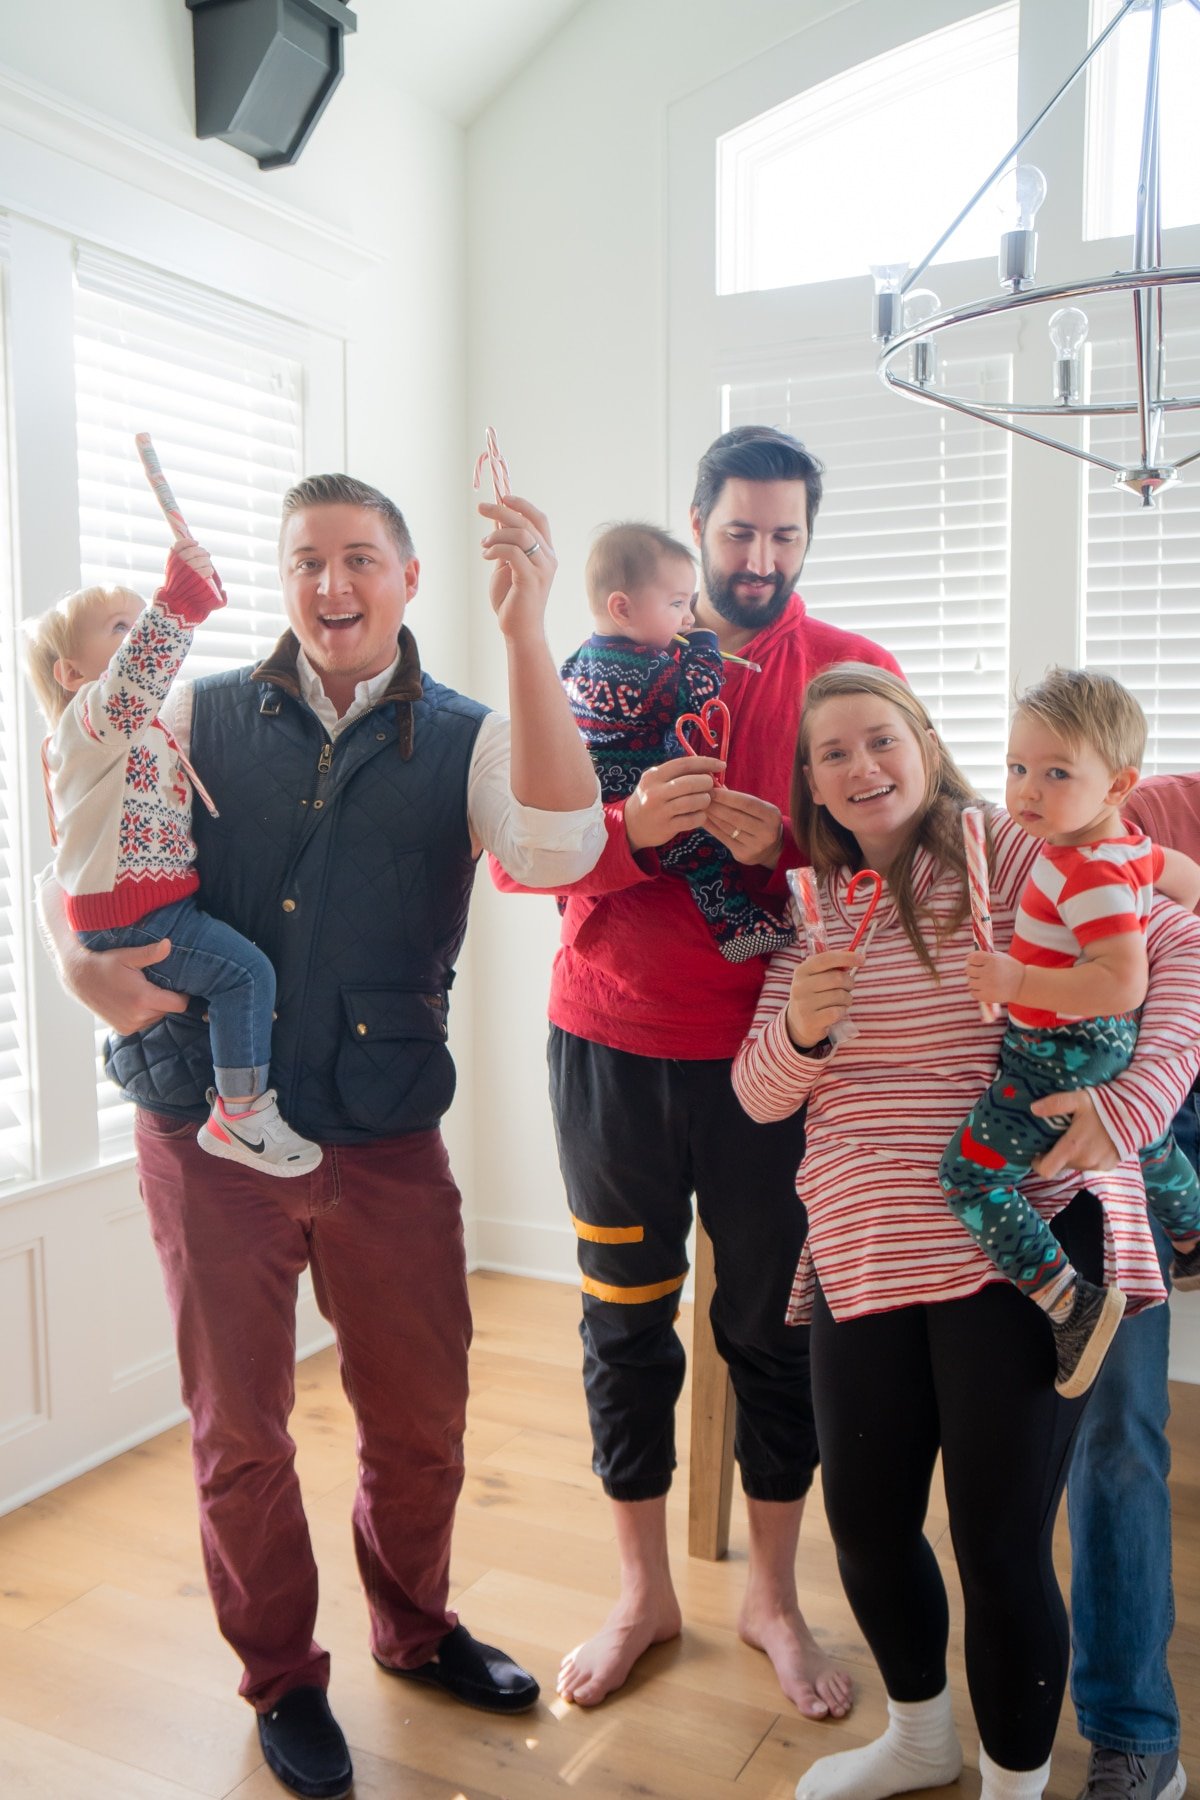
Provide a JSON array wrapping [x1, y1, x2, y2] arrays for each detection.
[[47, 556, 224, 931]]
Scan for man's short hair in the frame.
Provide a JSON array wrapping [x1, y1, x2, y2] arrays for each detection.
[[1017, 666, 1147, 773], [585, 522, 695, 617], [691, 425, 824, 537], [279, 474, 415, 562]]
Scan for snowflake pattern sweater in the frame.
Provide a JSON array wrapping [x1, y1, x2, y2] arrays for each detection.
[[46, 555, 225, 931]]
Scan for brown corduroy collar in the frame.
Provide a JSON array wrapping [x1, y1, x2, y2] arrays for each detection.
[[250, 626, 424, 758]]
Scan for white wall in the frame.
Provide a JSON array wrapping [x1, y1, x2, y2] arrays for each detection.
[[0, 0, 478, 1509]]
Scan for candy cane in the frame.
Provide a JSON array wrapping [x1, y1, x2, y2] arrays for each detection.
[[962, 807, 1001, 1023], [472, 426, 511, 505], [135, 434, 191, 541], [786, 866, 859, 1046], [134, 434, 223, 604]]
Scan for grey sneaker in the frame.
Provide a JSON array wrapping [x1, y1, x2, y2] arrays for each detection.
[[1051, 1277, 1126, 1398], [1076, 1748, 1186, 1800], [198, 1088, 323, 1179]]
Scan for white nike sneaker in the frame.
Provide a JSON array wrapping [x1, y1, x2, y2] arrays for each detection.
[[198, 1089, 323, 1178]]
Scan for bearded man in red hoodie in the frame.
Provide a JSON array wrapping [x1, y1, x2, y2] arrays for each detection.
[[495, 426, 902, 1718]]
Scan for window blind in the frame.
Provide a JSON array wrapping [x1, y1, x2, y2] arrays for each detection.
[[0, 255, 33, 1184], [1083, 326, 1200, 774], [724, 346, 1012, 798], [73, 257, 305, 1155]]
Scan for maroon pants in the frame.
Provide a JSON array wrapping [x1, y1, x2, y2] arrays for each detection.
[[135, 1108, 472, 1709]]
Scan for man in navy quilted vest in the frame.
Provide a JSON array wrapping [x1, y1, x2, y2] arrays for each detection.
[[40, 475, 604, 1800]]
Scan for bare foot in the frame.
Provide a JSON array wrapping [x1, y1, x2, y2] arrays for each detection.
[[557, 1593, 683, 1706], [738, 1603, 854, 1720]]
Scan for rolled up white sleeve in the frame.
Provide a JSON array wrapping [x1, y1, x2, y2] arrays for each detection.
[[468, 711, 604, 886]]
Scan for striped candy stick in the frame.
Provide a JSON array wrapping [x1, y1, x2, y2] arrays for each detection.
[[134, 434, 223, 604], [961, 806, 1002, 1023], [135, 433, 191, 540]]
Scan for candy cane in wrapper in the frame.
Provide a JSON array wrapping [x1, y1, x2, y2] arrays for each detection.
[[472, 426, 511, 505], [135, 434, 191, 541], [786, 866, 859, 1046], [135, 434, 224, 605], [961, 807, 1002, 1023]]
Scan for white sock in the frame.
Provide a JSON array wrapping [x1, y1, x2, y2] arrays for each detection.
[[978, 1746, 1051, 1800], [794, 1686, 963, 1800]]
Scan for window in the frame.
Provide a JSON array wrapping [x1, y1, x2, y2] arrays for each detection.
[[1086, 0, 1200, 241], [725, 343, 1011, 798], [716, 4, 1018, 295], [0, 247, 33, 1184], [1083, 323, 1200, 773], [73, 253, 307, 1156]]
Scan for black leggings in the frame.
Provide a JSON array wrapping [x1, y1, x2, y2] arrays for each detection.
[[811, 1196, 1101, 1768]]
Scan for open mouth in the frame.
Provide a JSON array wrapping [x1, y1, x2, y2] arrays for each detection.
[[318, 611, 363, 631], [849, 784, 895, 804]]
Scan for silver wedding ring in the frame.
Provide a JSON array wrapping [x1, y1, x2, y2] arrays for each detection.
[[525, 540, 542, 558]]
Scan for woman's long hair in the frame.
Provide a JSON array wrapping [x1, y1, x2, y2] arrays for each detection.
[[791, 663, 986, 972]]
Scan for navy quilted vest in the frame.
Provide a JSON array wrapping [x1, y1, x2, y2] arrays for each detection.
[[104, 630, 487, 1142]]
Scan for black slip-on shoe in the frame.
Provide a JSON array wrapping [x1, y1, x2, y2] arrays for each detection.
[[374, 1622, 540, 1714], [257, 1685, 353, 1800]]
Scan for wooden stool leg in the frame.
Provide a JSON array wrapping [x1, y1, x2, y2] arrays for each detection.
[[688, 1220, 736, 1560]]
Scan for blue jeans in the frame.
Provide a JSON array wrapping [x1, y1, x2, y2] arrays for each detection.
[[78, 895, 275, 1099], [1067, 1085, 1199, 1755]]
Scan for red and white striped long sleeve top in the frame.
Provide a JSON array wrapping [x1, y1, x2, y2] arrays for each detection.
[[732, 807, 1200, 1324]]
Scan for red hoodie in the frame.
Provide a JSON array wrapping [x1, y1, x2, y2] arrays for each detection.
[[492, 594, 902, 1059]]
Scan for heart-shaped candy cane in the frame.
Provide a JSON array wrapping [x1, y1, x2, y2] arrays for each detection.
[[674, 698, 731, 786]]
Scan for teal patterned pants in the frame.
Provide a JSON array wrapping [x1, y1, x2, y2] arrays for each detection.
[[939, 1016, 1200, 1298]]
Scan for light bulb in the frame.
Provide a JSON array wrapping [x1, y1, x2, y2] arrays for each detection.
[[869, 261, 909, 344], [997, 165, 1045, 293], [1050, 306, 1089, 404], [903, 289, 940, 387], [1049, 307, 1089, 356], [995, 164, 1047, 230]]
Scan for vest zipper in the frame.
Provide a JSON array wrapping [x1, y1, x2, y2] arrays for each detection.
[[317, 742, 332, 774]]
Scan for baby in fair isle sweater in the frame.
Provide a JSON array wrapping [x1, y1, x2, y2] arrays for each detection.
[[560, 522, 791, 962], [940, 667, 1200, 1398], [27, 541, 321, 1177]]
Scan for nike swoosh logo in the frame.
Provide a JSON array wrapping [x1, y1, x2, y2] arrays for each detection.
[[221, 1122, 267, 1153]]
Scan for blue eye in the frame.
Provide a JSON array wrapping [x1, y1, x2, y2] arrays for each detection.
[[1047, 768, 1070, 782]]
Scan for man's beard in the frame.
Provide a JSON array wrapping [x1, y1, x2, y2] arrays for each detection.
[[699, 546, 795, 632]]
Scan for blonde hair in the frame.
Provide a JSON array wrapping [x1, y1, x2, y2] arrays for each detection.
[[793, 662, 984, 973], [585, 522, 694, 618], [24, 585, 144, 727], [1016, 666, 1146, 773]]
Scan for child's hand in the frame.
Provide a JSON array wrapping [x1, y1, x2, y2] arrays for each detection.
[[785, 949, 862, 1050], [965, 949, 1024, 1006], [170, 536, 215, 581]]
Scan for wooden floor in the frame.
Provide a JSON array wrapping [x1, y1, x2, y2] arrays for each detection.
[[2, 1271, 1198, 1800]]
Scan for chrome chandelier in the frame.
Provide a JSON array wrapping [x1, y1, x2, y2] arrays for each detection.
[[872, 0, 1200, 507]]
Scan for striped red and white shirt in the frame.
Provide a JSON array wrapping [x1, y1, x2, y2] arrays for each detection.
[[732, 808, 1200, 1325], [1008, 830, 1165, 1029]]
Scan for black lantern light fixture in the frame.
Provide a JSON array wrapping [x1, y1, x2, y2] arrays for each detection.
[[187, 0, 357, 171]]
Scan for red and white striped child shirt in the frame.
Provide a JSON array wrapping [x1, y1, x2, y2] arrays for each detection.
[[732, 808, 1200, 1325], [1008, 830, 1165, 1029]]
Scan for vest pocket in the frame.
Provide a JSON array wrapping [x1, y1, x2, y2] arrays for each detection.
[[335, 985, 456, 1131]]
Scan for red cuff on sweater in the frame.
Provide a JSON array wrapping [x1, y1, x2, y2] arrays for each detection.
[[155, 551, 226, 625]]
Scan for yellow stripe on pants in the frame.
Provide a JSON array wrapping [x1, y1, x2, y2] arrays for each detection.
[[580, 1272, 687, 1305]]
